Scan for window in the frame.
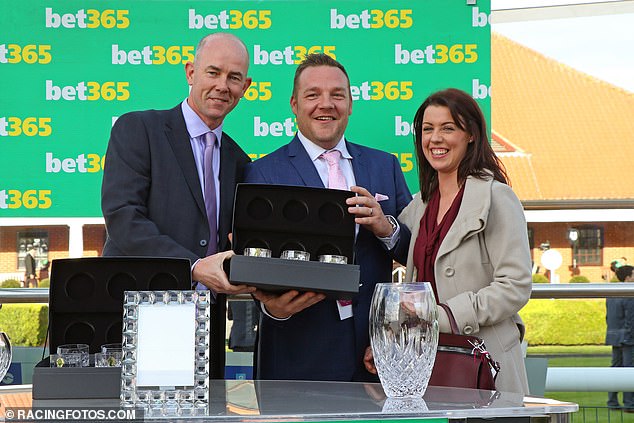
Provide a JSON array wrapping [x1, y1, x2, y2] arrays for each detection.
[[573, 227, 603, 266], [17, 231, 49, 271]]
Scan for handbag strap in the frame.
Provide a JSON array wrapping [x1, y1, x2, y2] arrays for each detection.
[[439, 303, 460, 334], [439, 304, 501, 381]]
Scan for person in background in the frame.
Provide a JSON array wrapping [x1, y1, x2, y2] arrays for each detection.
[[365, 88, 532, 394], [245, 53, 412, 382], [228, 300, 260, 352], [38, 259, 49, 281], [606, 265, 634, 412], [101, 32, 255, 378], [24, 246, 38, 288], [610, 257, 628, 280]]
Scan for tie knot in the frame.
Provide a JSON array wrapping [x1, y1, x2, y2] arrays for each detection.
[[321, 149, 341, 165], [204, 131, 216, 148]]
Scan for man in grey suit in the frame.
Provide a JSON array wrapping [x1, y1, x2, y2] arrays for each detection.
[[101, 33, 255, 378], [606, 265, 634, 411]]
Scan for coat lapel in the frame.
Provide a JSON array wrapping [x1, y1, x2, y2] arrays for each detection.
[[164, 107, 206, 217], [438, 177, 491, 258]]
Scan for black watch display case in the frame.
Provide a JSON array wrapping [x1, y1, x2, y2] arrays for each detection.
[[228, 184, 360, 300]]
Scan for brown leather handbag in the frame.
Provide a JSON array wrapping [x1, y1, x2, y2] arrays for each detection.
[[429, 304, 500, 390]]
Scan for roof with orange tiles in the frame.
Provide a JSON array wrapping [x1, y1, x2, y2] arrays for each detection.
[[491, 32, 634, 202]]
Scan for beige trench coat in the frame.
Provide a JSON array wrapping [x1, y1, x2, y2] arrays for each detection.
[[398, 176, 531, 394]]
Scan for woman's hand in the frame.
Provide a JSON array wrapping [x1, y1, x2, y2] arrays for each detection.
[[363, 346, 378, 374]]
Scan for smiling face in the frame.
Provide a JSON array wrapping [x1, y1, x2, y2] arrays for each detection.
[[290, 65, 352, 150], [421, 105, 471, 180], [185, 34, 252, 129]]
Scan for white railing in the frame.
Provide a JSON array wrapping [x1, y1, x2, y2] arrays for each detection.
[[0, 272, 25, 284], [4, 283, 634, 304], [546, 368, 634, 391]]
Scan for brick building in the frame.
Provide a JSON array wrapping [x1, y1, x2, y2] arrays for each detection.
[[492, 33, 634, 282]]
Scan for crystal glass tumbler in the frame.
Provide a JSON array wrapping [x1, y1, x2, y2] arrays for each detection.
[[95, 351, 123, 367], [369, 282, 439, 398], [0, 332, 12, 382], [243, 248, 272, 258], [280, 250, 310, 261], [57, 343, 90, 367]]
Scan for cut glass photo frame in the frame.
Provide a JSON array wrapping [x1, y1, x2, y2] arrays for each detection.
[[120, 290, 211, 416]]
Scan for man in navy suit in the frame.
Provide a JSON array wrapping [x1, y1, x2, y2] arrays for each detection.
[[606, 265, 634, 411], [245, 53, 412, 381], [101, 33, 255, 378]]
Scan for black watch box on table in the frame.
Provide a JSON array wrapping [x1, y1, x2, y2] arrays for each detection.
[[32, 257, 191, 400]]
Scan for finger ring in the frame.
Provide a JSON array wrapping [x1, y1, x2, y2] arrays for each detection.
[[369, 208, 373, 216]]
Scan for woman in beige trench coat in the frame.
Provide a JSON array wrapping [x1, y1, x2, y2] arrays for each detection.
[[366, 88, 531, 394]]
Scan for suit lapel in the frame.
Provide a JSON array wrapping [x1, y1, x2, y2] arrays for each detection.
[[218, 134, 239, 248], [164, 106, 206, 216], [348, 141, 371, 192], [288, 136, 324, 188], [347, 142, 371, 264]]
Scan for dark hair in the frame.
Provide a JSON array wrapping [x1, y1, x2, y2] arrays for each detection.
[[616, 265, 633, 282], [412, 88, 509, 202], [293, 53, 350, 96]]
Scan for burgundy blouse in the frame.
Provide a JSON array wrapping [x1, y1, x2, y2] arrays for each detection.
[[413, 185, 465, 302]]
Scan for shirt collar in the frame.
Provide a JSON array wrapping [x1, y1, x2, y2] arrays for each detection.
[[296, 130, 351, 161], [181, 99, 223, 143]]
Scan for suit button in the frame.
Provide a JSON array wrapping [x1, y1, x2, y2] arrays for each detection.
[[463, 325, 473, 334], [200, 239, 208, 247], [444, 267, 455, 277]]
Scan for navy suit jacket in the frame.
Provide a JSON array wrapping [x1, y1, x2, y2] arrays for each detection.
[[606, 296, 634, 346], [244, 135, 412, 381], [101, 103, 250, 378]]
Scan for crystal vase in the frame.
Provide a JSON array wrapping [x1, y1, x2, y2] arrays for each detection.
[[0, 332, 12, 383], [369, 282, 438, 398]]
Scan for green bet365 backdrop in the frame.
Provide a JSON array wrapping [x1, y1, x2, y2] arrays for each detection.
[[0, 0, 491, 217]]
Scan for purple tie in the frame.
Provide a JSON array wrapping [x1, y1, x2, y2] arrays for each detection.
[[203, 132, 218, 256], [321, 149, 352, 307], [321, 150, 348, 191]]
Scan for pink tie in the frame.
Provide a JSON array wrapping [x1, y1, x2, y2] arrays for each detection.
[[203, 132, 218, 256], [321, 150, 352, 307], [321, 150, 348, 191]]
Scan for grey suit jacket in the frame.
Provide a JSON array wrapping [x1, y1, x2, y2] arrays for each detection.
[[101, 103, 250, 378], [398, 176, 532, 394]]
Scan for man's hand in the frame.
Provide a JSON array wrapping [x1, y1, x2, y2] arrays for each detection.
[[253, 289, 326, 319], [192, 250, 256, 294], [346, 186, 394, 237], [363, 346, 377, 374]]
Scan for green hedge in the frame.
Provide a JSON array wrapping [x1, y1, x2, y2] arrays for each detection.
[[569, 275, 590, 283], [1, 279, 21, 288], [0, 304, 48, 346], [532, 274, 549, 283], [519, 299, 605, 345], [0, 298, 608, 347]]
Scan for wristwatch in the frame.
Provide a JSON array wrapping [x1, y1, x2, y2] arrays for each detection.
[[384, 215, 398, 237]]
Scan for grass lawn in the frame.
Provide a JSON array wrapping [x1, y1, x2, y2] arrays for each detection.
[[527, 345, 634, 422]]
